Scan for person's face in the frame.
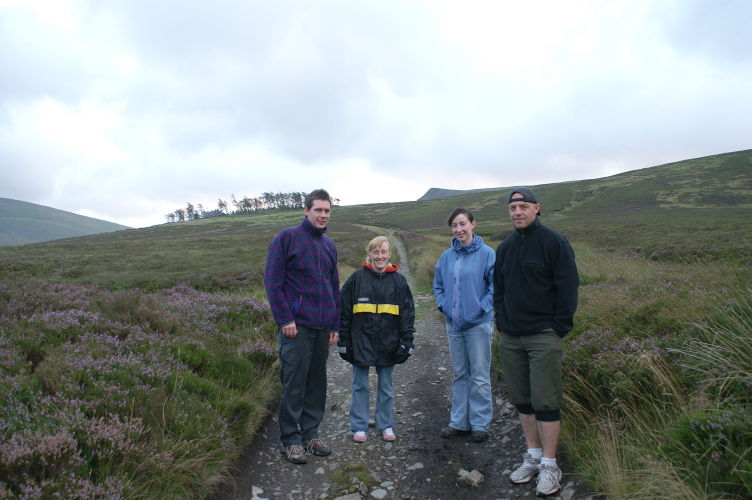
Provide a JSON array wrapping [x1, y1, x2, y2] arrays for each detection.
[[508, 194, 540, 229], [304, 199, 331, 229], [450, 213, 476, 246], [369, 243, 391, 273]]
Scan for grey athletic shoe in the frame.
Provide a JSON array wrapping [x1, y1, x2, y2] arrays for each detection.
[[535, 462, 563, 497], [509, 453, 540, 484]]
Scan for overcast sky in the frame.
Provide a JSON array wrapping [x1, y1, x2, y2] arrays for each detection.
[[1, 0, 751, 228]]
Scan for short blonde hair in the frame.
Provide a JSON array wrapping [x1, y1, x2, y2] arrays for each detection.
[[365, 236, 390, 263]]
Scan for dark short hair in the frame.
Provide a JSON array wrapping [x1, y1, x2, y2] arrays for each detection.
[[305, 189, 332, 210], [447, 208, 475, 227]]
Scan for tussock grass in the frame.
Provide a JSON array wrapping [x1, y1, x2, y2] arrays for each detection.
[[678, 293, 752, 405], [583, 424, 701, 500], [562, 244, 752, 499]]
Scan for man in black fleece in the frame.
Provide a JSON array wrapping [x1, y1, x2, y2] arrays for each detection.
[[493, 187, 579, 497]]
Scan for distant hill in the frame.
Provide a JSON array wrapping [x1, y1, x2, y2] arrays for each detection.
[[0, 198, 130, 246], [418, 187, 503, 201]]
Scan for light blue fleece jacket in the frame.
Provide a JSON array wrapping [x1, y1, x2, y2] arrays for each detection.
[[433, 234, 495, 330]]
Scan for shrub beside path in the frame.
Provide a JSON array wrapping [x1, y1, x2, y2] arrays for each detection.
[[213, 236, 597, 500]]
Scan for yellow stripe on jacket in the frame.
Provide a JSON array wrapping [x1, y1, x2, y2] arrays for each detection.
[[352, 303, 400, 315]]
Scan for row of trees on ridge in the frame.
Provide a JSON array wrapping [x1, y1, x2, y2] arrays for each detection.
[[165, 191, 340, 223]]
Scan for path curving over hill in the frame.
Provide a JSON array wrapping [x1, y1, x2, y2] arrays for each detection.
[[212, 231, 596, 500]]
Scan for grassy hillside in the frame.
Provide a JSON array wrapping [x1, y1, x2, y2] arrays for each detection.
[[336, 149, 752, 267], [0, 149, 750, 498], [0, 198, 130, 246]]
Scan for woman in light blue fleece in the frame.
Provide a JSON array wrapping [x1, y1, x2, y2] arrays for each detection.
[[433, 208, 496, 443]]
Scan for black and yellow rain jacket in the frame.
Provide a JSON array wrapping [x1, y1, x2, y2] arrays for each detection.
[[338, 263, 415, 367]]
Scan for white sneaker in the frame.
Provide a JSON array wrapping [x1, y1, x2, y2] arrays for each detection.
[[353, 431, 367, 443], [535, 462, 562, 497], [382, 428, 396, 441], [509, 453, 540, 484]]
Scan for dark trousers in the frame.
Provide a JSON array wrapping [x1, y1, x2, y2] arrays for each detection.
[[278, 325, 329, 446]]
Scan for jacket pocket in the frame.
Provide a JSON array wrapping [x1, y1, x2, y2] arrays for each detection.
[[522, 258, 545, 267], [290, 295, 302, 314]]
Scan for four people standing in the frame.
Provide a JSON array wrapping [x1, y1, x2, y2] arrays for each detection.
[[433, 209, 496, 443], [338, 236, 415, 443], [263, 186, 578, 498]]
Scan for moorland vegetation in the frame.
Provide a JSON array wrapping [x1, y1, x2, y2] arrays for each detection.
[[0, 149, 750, 498]]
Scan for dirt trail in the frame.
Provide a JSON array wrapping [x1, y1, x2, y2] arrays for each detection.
[[213, 234, 596, 500]]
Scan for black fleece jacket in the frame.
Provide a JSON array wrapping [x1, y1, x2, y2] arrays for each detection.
[[493, 218, 579, 337]]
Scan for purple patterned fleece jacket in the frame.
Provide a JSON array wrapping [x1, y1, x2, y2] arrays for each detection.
[[264, 217, 340, 332]]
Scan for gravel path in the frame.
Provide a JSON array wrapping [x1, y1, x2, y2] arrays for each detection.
[[213, 236, 597, 500]]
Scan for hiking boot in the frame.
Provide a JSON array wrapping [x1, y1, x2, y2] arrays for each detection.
[[303, 439, 332, 456], [471, 430, 489, 443], [509, 453, 540, 484], [536, 462, 562, 497], [281, 444, 307, 464], [353, 431, 367, 443], [440, 426, 471, 438], [382, 428, 396, 442]]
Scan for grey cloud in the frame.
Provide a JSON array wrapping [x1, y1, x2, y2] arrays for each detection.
[[101, 1, 447, 164]]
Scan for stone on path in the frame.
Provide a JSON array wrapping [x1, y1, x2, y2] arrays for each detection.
[[250, 485, 268, 500], [457, 469, 485, 487], [370, 488, 388, 499], [561, 482, 577, 500], [406, 462, 424, 471], [333, 494, 362, 500]]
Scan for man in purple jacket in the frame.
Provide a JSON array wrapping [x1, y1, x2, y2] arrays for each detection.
[[264, 189, 340, 465]]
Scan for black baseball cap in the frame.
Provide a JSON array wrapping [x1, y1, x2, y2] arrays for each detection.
[[507, 187, 539, 204]]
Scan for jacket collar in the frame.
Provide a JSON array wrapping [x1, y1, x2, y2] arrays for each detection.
[[301, 217, 327, 236], [516, 217, 542, 236], [363, 262, 398, 274], [451, 234, 484, 253]]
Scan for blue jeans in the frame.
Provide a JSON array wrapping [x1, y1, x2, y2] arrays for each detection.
[[446, 320, 493, 431], [349, 365, 394, 432]]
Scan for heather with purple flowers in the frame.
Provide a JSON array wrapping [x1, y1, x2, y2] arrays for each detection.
[[0, 278, 278, 498], [564, 327, 679, 412], [664, 407, 752, 498]]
